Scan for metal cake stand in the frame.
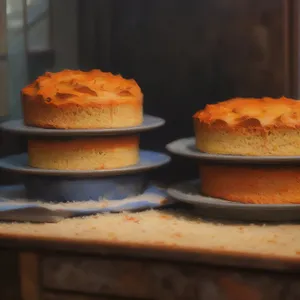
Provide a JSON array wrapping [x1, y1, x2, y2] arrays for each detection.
[[0, 116, 171, 203], [166, 137, 300, 222]]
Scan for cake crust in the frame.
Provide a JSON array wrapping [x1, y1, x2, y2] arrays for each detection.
[[22, 70, 143, 129], [200, 164, 300, 204], [194, 97, 300, 156], [28, 136, 139, 170]]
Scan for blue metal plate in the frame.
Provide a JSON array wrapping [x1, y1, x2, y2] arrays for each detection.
[[0, 150, 171, 177], [166, 137, 300, 164], [0, 184, 172, 223], [0, 115, 165, 136], [167, 179, 300, 222]]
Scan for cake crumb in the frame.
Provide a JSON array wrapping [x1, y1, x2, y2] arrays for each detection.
[[172, 232, 182, 238], [160, 215, 173, 220], [124, 215, 140, 223]]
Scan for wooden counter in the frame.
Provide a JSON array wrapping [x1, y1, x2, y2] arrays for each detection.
[[2, 209, 300, 300], [1, 209, 300, 269]]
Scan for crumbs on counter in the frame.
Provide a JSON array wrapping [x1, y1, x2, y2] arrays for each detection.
[[123, 215, 140, 223], [160, 214, 173, 220], [172, 233, 183, 238]]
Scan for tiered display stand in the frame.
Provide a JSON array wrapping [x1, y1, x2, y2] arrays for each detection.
[[166, 137, 300, 222], [0, 115, 170, 209]]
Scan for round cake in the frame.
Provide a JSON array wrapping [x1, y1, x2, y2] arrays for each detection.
[[200, 164, 300, 204], [22, 69, 143, 129], [193, 97, 300, 156], [28, 135, 139, 170]]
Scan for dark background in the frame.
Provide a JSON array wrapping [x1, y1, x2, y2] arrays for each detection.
[[0, 0, 292, 184]]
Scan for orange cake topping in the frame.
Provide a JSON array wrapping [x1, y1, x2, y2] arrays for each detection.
[[193, 97, 300, 128], [22, 69, 143, 106]]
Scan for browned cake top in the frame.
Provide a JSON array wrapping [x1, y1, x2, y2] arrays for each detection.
[[194, 97, 300, 128], [22, 69, 143, 106]]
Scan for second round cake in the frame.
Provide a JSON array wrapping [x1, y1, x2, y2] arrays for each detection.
[[28, 136, 139, 170], [193, 97, 300, 156], [193, 96, 300, 204]]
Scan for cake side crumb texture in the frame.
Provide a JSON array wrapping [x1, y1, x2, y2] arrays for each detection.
[[28, 135, 139, 170], [200, 164, 300, 204]]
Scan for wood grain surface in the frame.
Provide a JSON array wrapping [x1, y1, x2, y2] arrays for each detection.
[[0, 210, 299, 271]]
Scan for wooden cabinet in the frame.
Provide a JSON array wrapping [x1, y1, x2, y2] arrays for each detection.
[[1, 250, 297, 300]]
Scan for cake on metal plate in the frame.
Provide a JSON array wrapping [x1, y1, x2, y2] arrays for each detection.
[[193, 97, 300, 156], [22, 69, 143, 170], [22, 69, 143, 129], [194, 97, 300, 204]]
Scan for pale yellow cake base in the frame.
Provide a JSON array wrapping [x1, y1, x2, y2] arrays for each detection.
[[194, 120, 300, 156], [23, 100, 143, 129], [28, 136, 139, 170]]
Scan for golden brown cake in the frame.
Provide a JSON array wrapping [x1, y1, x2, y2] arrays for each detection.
[[22, 69, 143, 129], [193, 97, 300, 156], [200, 164, 300, 204], [28, 136, 139, 170]]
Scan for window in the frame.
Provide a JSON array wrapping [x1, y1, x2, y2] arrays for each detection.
[[0, 0, 51, 119]]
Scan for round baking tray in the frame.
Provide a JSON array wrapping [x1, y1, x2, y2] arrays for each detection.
[[0, 150, 171, 177], [166, 137, 300, 164], [167, 179, 300, 222], [0, 115, 165, 136], [23, 174, 146, 202]]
